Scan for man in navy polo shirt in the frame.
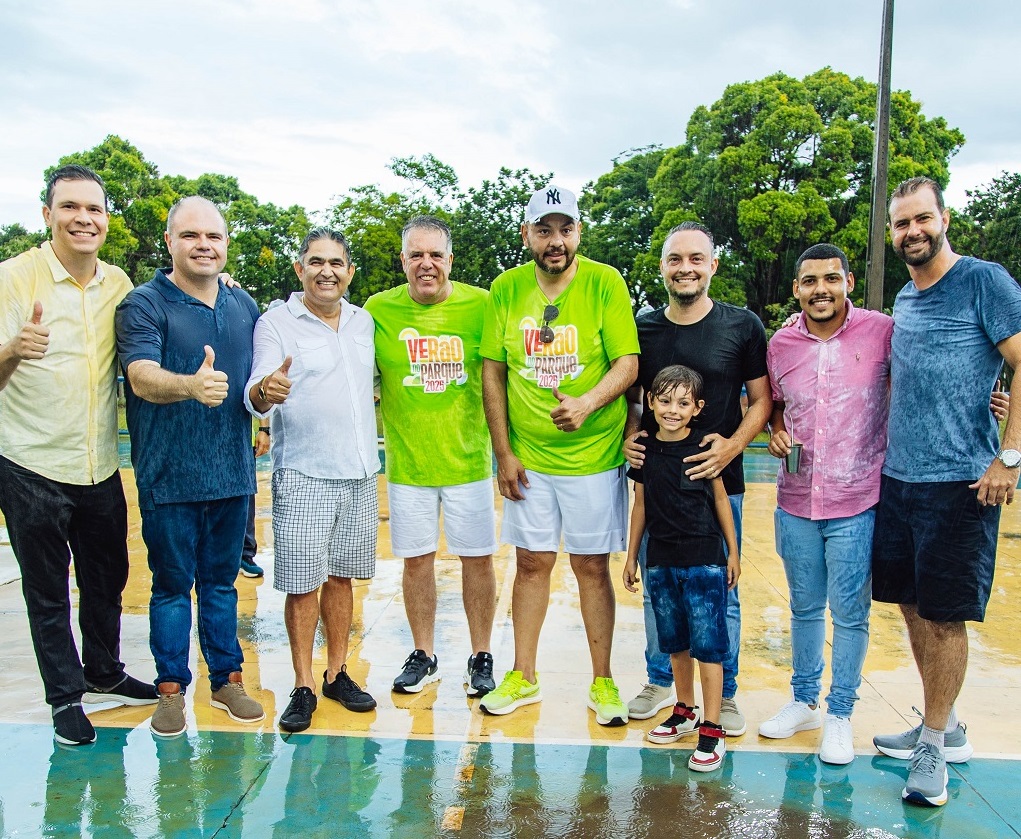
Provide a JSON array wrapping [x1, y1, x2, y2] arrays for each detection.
[[116, 196, 264, 738]]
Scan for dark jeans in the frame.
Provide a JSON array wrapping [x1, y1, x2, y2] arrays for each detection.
[[141, 496, 247, 690], [0, 456, 128, 707], [242, 493, 257, 562]]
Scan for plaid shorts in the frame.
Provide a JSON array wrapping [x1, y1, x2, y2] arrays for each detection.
[[271, 469, 378, 594]]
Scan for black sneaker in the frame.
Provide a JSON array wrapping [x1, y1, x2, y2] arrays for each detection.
[[53, 702, 96, 745], [392, 649, 439, 694], [323, 667, 377, 712], [279, 687, 317, 732], [83, 674, 158, 706], [464, 652, 496, 697]]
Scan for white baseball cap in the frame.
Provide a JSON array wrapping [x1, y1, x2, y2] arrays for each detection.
[[524, 184, 580, 223]]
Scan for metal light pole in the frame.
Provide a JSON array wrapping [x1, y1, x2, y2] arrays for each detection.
[[865, 0, 895, 311]]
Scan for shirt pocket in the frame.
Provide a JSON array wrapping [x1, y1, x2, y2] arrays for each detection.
[[353, 334, 374, 368], [294, 339, 332, 375]]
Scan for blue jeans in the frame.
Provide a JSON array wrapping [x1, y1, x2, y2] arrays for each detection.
[[774, 507, 873, 719], [641, 494, 743, 697], [142, 496, 248, 690]]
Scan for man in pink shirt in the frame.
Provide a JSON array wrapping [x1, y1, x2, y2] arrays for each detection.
[[762, 244, 892, 765]]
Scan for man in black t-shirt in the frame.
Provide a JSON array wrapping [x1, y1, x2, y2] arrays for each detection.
[[623, 221, 771, 737]]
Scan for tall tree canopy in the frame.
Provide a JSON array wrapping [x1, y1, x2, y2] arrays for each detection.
[[649, 68, 965, 315], [956, 171, 1021, 281]]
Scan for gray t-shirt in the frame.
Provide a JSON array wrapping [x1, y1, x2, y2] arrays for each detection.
[[885, 256, 1021, 483]]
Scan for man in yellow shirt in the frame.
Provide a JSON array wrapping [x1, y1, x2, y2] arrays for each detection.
[[0, 165, 158, 746]]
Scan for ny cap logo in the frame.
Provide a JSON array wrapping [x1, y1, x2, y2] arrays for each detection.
[[545, 188, 562, 205]]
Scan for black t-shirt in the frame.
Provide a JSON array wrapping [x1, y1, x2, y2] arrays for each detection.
[[628, 432, 726, 568], [636, 303, 768, 496]]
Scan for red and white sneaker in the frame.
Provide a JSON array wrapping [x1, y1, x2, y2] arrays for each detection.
[[647, 703, 701, 744], [688, 723, 727, 772]]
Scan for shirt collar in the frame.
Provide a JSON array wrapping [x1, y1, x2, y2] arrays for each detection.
[[286, 291, 353, 328], [41, 240, 106, 285]]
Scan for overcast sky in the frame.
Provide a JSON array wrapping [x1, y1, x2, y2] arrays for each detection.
[[2, 0, 1019, 231]]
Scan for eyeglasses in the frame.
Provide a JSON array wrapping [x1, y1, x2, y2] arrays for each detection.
[[539, 304, 559, 344]]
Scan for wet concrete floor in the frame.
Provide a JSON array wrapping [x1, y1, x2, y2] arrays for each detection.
[[0, 469, 1019, 837]]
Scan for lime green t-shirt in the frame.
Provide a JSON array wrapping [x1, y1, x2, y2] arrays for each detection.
[[480, 255, 639, 476], [364, 282, 492, 486]]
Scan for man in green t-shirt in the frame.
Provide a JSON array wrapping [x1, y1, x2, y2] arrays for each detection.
[[479, 185, 639, 724], [364, 216, 498, 698]]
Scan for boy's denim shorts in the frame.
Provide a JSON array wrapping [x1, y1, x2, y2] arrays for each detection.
[[647, 563, 729, 662]]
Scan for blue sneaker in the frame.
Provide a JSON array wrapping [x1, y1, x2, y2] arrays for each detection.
[[239, 559, 264, 578]]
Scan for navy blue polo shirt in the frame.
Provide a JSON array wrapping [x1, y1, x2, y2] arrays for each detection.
[[116, 269, 259, 508]]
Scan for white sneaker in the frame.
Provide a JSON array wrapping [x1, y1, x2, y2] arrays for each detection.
[[819, 714, 854, 765], [758, 699, 821, 739]]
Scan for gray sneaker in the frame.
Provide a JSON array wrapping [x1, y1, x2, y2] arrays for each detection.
[[210, 673, 266, 723], [902, 742, 948, 807], [720, 696, 747, 736], [627, 684, 674, 720], [873, 707, 972, 763], [150, 684, 186, 738]]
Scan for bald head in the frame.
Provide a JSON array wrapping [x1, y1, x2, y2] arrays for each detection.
[[166, 195, 227, 238], [164, 196, 229, 283]]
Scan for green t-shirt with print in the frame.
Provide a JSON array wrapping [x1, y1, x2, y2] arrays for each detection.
[[480, 255, 639, 476], [365, 282, 491, 486]]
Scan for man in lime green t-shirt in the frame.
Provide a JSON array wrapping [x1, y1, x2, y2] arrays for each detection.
[[364, 216, 498, 699], [479, 184, 639, 724]]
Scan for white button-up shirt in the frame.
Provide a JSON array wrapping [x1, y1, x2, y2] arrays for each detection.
[[245, 293, 380, 480]]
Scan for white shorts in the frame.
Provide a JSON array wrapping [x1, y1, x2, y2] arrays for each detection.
[[500, 466, 627, 554], [387, 478, 498, 558], [272, 470, 378, 594]]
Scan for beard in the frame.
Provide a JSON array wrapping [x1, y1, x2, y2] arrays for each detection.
[[805, 296, 838, 322], [665, 275, 708, 306], [533, 244, 577, 275], [896, 229, 946, 267]]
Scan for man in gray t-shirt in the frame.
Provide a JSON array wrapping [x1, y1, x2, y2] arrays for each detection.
[[872, 177, 1021, 808]]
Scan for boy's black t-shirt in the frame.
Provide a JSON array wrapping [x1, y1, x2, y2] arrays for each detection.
[[628, 431, 726, 569], [636, 304, 768, 496]]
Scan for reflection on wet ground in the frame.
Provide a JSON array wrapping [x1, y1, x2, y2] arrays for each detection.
[[1, 469, 1019, 837], [3, 725, 1017, 837]]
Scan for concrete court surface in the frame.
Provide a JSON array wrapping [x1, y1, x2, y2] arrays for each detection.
[[0, 463, 1019, 838]]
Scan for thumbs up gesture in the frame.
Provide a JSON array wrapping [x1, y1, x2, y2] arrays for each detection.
[[192, 345, 229, 407], [549, 384, 593, 433], [258, 356, 293, 405], [13, 301, 50, 360]]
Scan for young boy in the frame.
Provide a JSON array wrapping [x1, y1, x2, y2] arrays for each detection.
[[623, 365, 740, 772]]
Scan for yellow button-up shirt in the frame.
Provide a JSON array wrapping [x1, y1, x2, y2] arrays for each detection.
[[0, 242, 133, 485]]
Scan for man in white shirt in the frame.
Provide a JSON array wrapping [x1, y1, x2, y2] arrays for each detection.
[[246, 228, 380, 732]]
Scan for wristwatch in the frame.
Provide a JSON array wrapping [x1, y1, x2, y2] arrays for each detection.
[[258, 427, 270, 435], [996, 448, 1021, 468]]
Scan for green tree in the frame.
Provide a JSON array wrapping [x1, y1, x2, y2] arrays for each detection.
[[0, 223, 47, 262], [649, 68, 965, 315], [450, 167, 552, 288], [957, 171, 1021, 280], [580, 146, 665, 307]]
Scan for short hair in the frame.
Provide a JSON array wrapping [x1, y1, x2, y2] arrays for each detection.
[[297, 227, 351, 263], [649, 364, 704, 404], [401, 215, 452, 254], [890, 176, 945, 214], [166, 195, 227, 237], [45, 164, 108, 209], [795, 243, 849, 278], [661, 221, 715, 258]]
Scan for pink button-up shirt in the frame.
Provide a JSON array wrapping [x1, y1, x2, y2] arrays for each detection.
[[767, 302, 893, 520]]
